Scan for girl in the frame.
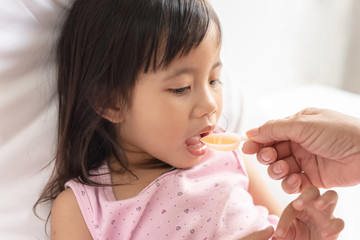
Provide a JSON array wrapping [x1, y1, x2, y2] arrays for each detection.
[[37, 0, 344, 239]]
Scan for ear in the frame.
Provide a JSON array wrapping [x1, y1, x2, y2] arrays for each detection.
[[100, 106, 125, 123], [89, 93, 126, 123]]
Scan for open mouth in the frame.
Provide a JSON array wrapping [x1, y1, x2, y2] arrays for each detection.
[[185, 125, 215, 157], [185, 127, 213, 148], [185, 135, 203, 148], [200, 132, 210, 138]]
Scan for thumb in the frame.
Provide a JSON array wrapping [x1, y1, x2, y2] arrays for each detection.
[[246, 118, 301, 144], [238, 226, 274, 240]]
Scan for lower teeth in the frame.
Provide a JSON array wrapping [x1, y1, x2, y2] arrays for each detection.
[[191, 142, 202, 148]]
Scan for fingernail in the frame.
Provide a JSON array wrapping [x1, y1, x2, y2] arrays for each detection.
[[273, 164, 283, 174], [246, 128, 258, 137], [287, 174, 297, 185], [315, 199, 325, 209], [260, 152, 272, 163], [293, 199, 303, 209]]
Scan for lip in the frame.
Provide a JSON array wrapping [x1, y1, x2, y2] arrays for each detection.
[[198, 125, 216, 137], [185, 125, 215, 156]]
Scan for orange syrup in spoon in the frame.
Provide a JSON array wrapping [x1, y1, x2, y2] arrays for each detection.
[[200, 133, 247, 151]]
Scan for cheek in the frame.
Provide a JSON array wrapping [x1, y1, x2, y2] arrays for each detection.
[[133, 98, 185, 135], [216, 91, 223, 118], [150, 105, 186, 133]]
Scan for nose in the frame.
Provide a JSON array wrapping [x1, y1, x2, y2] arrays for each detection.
[[192, 86, 220, 121]]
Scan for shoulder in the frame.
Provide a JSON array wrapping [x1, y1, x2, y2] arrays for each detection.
[[52, 188, 79, 214], [51, 188, 92, 239]]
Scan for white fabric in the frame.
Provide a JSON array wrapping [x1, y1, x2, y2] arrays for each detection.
[[1, 1, 360, 239], [0, 1, 67, 239]]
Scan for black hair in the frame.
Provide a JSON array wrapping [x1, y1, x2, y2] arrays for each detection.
[[35, 0, 221, 217]]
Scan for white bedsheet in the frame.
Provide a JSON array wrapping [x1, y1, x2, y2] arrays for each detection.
[[1, 1, 359, 239]]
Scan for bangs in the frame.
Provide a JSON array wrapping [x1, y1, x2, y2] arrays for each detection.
[[56, 0, 222, 113], [140, 0, 221, 72]]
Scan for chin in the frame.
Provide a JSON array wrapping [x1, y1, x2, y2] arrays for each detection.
[[175, 155, 205, 169]]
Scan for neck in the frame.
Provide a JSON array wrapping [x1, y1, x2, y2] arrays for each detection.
[[108, 156, 173, 182]]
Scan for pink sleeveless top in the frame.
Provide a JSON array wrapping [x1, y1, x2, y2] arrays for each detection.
[[65, 149, 278, 240]]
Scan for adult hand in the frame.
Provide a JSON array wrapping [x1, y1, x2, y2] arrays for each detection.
[[242, 108, 360, 193]]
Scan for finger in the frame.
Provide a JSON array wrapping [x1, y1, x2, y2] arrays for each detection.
[[275, 186, 320, 238], [275, 202, 298, 238], [242, 140, 262, 155], [246, 118, 296, 144], [237, 226, 274, 240], [281, 172, 313, 194], [292, 186, 320, 211], [256, 147, 278, 164], [314, 190, 338, 213], [321, 218, 345, 239], [267, 160, 290, 180], [267, 156, 302, 180], [281, 173, 302, 194], [297, 173, 315, 193], [271, 141, 292, 160]]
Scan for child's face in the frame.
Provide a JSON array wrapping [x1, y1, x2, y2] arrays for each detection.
[[118, 25, 222, 169]]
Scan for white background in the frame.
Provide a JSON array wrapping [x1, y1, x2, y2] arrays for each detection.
[[211, 0, 359, 94]]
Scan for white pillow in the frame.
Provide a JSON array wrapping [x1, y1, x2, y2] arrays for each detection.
[[0, 1, 71, 239]]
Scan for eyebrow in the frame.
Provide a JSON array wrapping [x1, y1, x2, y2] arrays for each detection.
[[164, 61, 223, 81]]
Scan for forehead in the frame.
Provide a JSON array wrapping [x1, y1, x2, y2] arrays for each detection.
[[137, 27, 222, 84]]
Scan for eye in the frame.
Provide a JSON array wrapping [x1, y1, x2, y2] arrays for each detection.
[[171, 86, 191, 95], [210, 79, 222, 86]]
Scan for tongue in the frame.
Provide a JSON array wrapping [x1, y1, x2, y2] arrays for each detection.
[[185, 135, 201, 146]]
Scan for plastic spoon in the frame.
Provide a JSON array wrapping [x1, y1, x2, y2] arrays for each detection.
[[200, 133, 247, 151]]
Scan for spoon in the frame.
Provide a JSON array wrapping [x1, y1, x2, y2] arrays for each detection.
[[200, 133, 247, 151]]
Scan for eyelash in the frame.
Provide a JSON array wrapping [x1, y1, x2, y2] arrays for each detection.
[[170, 79, 222, 95], [210, 79, 222, 86]]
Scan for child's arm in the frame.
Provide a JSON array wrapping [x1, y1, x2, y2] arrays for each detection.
[[51, 189, 93, 240], [245, 157, 283, 216]]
